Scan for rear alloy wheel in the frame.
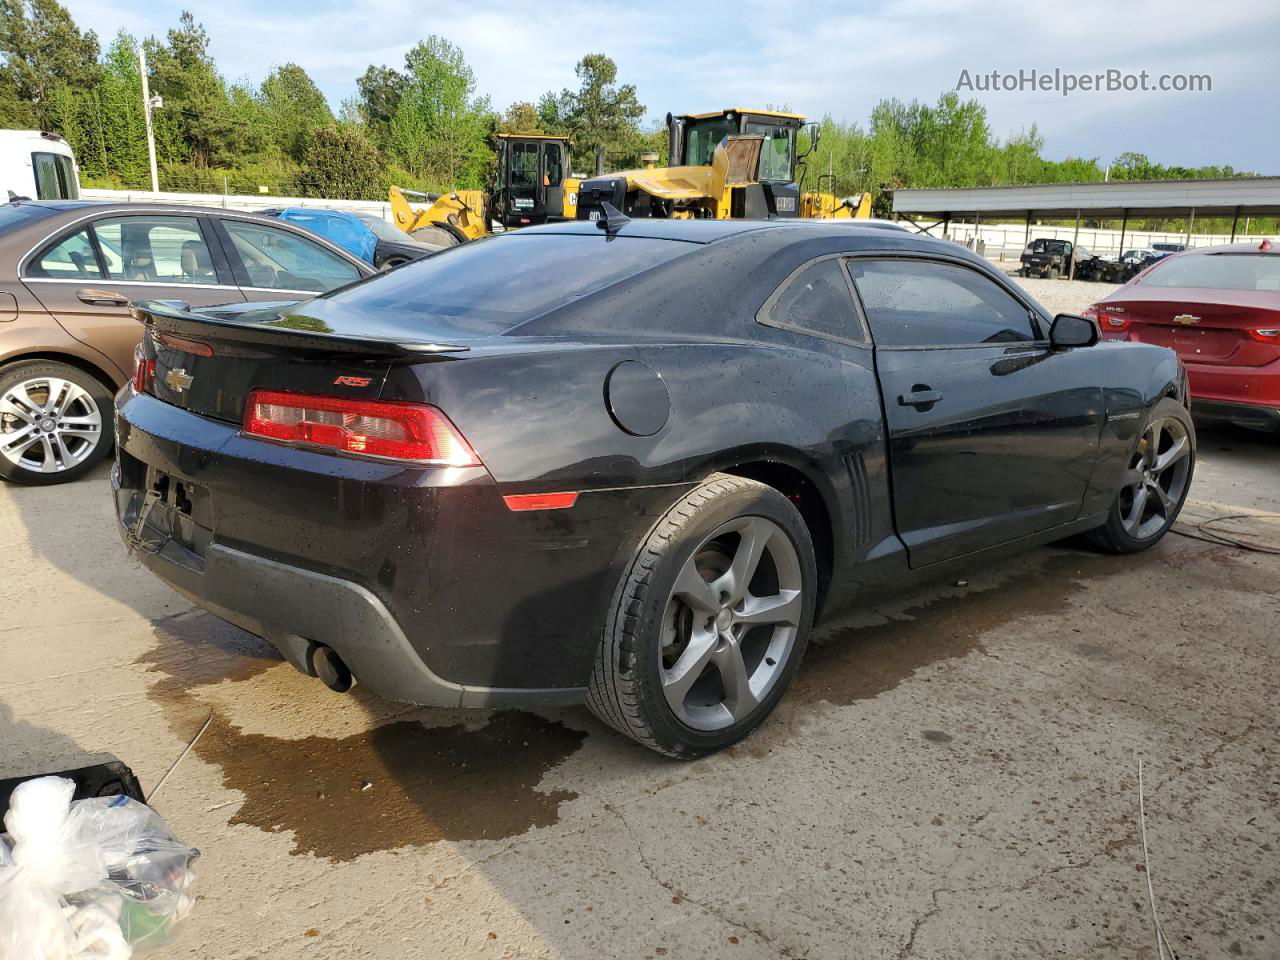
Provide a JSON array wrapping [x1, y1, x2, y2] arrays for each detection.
[[0, 361, 114, 485], [587, 474, 817, 758], [1087, 398, 1195, 553]]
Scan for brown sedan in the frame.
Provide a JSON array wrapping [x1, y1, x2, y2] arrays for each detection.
[[0, 199, 375, 484]]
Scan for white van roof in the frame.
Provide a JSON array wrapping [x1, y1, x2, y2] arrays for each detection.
[[0, 130, 74, 154]]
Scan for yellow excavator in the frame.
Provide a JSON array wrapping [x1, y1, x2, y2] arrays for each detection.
[[574, 108, 872, 223], [390, 133, 581, 246]]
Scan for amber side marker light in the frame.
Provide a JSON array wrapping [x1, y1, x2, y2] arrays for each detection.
[[243, 390, 480, 465]]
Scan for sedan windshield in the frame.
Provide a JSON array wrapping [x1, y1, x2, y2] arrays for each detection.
[[1143, 253, 1280, 291]]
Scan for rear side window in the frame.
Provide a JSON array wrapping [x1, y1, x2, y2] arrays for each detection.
[[31, 152, 78, 200], [315, 234, 689, 335], [28, 229, 101, 279], [759, 258, 863, 343], [94, 216, 215, 284], [224, 220, 361, 292], [1143, 253, 1280, 292], [850, 259, 1035, 347]]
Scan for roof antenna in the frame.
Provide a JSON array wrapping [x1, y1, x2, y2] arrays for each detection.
[[596, 201, 630, 237]]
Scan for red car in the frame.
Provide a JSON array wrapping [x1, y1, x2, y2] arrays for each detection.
[[1087, 240, 1280, 432]]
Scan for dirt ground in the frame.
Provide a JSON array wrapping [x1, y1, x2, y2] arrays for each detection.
[[2, 277, 1277, 958]]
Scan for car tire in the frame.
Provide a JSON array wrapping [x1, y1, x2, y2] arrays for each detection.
[[587, 473, 818, 759], [0, 360, 114, 486], [1086, 398, 1195, 554], [408, 225, 462, 248]]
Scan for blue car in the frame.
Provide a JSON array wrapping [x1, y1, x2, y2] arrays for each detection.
[[261, 207, 439, 269]]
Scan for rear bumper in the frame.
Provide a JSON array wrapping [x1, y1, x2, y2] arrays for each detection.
[[113, 390, 691, 707], [114, 500, 578, 707]]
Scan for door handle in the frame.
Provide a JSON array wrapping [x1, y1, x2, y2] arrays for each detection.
[[898, 386, 944, 409], [77, 288, 130, 307]]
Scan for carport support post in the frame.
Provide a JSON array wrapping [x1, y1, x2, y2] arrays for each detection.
[[1230, 206, 1240, 242], [1118, 210, 1128, 258], [974, 212, 982, 256], [1185, 208, 1195, 247], [1069, 209, 1081, 280], [1024, 211, 1032, 247]]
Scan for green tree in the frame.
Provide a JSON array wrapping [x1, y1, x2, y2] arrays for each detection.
[[0, 0, 100, 126], [548, 54, 643, 173], [303, 124, 383, 199], [355, 64, 407, 148], [388, 36, 492, 189], [499, 101, 542, 134], [262, 63, 333, 161], [144, 11, 257, 169]]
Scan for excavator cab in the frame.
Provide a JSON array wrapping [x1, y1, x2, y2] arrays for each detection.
[[491, 135, 578, 228]]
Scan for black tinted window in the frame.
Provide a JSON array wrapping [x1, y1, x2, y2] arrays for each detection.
[[313, 234, 688, 334], [850, 259, 1035, 347], [761, 258, 861, 342]]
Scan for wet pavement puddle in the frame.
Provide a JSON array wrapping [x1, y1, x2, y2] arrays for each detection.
[[137, 538, 1238, 859], [140, 612, 586, 860]]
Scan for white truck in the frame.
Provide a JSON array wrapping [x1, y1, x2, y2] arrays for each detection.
[[0, 130, 80, 201]]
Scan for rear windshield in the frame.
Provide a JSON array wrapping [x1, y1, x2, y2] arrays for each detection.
[[1143, 253, 1280, 292], [312, 233, 690, 333], [0, 202, 60, 234]]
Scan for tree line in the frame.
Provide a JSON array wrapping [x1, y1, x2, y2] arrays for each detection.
[[0, 0, 1271, 233]]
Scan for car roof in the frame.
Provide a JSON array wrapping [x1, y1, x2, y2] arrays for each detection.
[[521, 217, 930, 245], [1175, 241, 1277, 257]]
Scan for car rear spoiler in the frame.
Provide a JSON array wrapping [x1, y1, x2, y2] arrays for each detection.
[[131, 300, 470, 358]]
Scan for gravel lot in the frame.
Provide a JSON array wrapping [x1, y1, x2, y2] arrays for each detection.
[[2, 278, 1277, 958], [999, 266, 1122, 317]]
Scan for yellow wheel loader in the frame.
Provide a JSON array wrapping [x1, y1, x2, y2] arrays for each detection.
[[390, 134, 581, 246], [574, 108, 871, 223]]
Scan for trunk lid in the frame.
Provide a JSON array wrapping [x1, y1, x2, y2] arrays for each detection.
[[133, 299, 469, 425], [1101, 287, 1280, 366]]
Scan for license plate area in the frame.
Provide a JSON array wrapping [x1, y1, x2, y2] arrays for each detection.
[[125, 467, 213, 568]]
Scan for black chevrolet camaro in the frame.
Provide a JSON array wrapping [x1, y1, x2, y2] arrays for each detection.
[[114, 219, 1195, 757]]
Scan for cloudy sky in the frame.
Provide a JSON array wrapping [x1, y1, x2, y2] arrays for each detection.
[[63, 0, 1279, 172]]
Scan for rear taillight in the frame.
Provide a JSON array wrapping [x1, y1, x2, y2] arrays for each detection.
[[1247, 327, 1280, 343], [242, 390, 480, 465], [1091, 304, 1130, 331], [131, 342, 155, 394]]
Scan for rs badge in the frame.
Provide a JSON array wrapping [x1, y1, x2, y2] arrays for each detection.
[[333, 375, 373, 387]]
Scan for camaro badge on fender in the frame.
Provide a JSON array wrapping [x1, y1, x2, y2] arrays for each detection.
[[164, 368, 194, 392]]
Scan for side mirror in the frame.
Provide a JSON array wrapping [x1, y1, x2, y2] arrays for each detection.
[[1050, 313, 1100, 348]]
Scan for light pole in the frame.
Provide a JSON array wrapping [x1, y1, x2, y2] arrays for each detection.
[[138, 45, 162, 193]]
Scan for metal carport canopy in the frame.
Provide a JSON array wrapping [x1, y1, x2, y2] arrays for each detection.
[[892, 178, 1280, 219]]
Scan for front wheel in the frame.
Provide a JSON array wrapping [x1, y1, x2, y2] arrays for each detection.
[[587, 474, 818, 758], [1086, 398, 1195, 553], [0, 360, 114, 485]]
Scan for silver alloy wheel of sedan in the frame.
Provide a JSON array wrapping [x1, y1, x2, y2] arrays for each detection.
[[659, 515, 803, 731], [0, 376, 104, 474], [1119, 415, 1193, 540]]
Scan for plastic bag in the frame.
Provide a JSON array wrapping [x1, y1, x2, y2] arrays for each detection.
[[0, 777, 199, 960]]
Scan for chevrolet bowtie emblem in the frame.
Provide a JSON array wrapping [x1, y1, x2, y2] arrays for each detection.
[[165, 368, 194, 392], [1172, 314, 1201, 325]]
